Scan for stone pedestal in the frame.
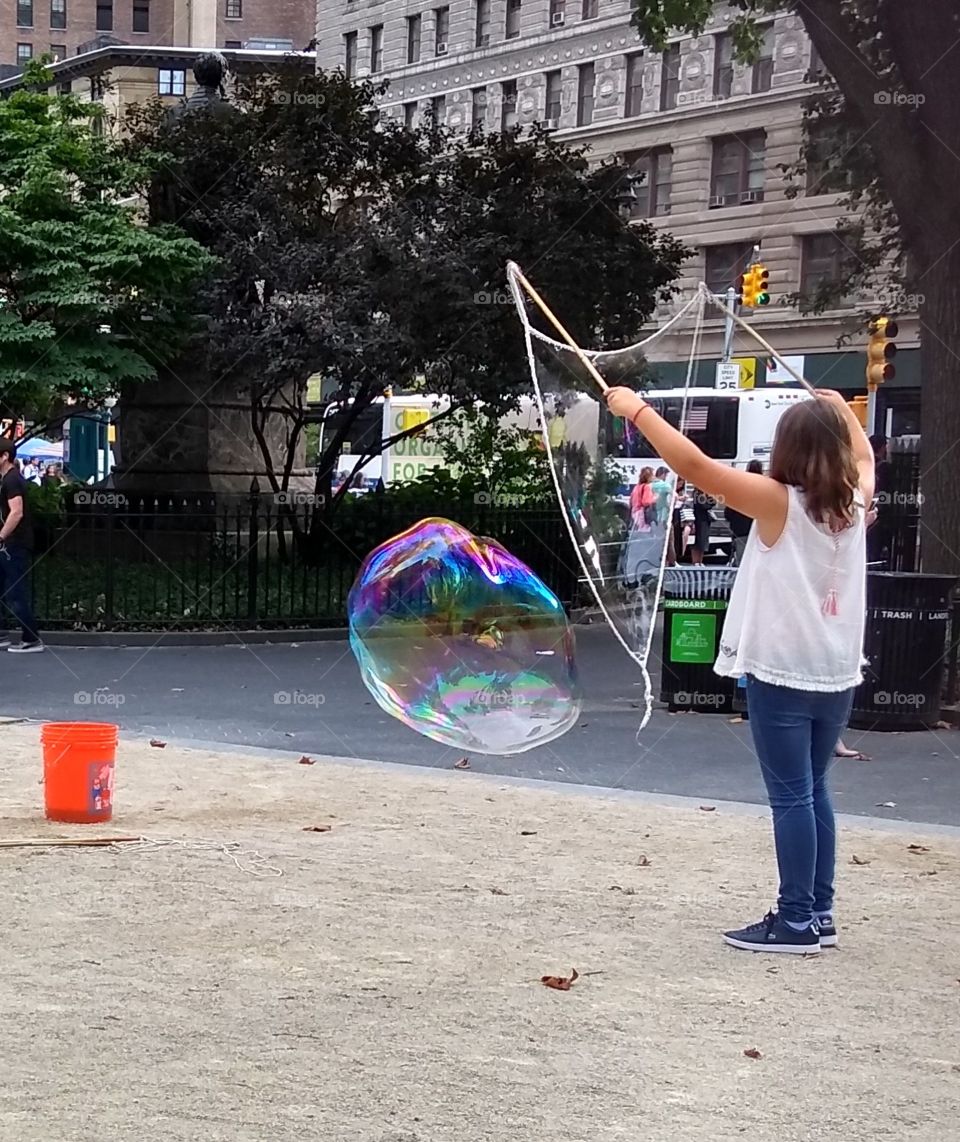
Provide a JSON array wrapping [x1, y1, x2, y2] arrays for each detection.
[[113, 360, 311, 499]]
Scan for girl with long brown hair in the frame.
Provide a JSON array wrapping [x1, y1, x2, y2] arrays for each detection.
[[605, 386, 873, 954]]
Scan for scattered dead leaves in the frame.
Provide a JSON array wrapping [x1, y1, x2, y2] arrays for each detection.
[[907, 844, 930, 854], [850, 854, 871, 865], [490, 887, 508, 896], [302, 825, 332, 833], [520, 829, 538, 836], [149, 739, 166, 749], [609, 885, 637, 895], [454, 758, 471, 770], [743, 1048, 763, 1060], [636, 854, 651, 867], [919, 870, 938, 877], [298, 755, 316, 766], [699, 805, 716, 812], [541, 969, 579, 991]]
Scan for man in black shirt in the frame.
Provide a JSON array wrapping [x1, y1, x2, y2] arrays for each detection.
[[0, 439, 44, 652]]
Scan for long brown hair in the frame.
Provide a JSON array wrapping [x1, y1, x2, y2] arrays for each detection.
[[639, 466, 654, 484], [769, 400, 859, 528]]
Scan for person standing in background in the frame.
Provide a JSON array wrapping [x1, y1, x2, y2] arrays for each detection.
[[866, 435, 891, 565], [0, 439, 44, 653], [726, 460, 764, 564], [690, 486, 715, 565]]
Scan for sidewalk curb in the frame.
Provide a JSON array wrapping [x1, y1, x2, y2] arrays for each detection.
[[45, 729, 959, 839], [34, 629, 350, 648]]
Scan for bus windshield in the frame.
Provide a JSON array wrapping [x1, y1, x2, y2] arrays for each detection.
[[609, 396, 740, 460]]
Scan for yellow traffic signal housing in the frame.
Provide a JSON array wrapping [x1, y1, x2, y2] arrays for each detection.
[[753, 264, 770, 306], [847, 396, 868, 427], [866, 316, 898, 387]]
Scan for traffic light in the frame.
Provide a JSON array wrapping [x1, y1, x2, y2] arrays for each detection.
[[753, 263, 770, 306], [735, 272, 747, 306], [866, 316, 898, 387]]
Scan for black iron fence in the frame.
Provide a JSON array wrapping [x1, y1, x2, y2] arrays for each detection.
[[29, 488, 580, 632]]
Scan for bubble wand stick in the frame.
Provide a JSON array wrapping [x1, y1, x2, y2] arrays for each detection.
[[507, 262, 609, 394]]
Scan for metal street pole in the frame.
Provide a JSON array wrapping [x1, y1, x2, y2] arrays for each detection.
[[721, 287, 736, 363], [866, 383, 877, 435]]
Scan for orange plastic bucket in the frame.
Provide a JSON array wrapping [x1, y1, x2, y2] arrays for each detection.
[[40, 722, 119, 824]]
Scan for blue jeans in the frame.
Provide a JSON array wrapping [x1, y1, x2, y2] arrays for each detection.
[[746, 677, 854, 926], [0, 544, 39, 643]]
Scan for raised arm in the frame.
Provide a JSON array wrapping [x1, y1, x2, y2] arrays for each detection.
[[605, 388, 787, 542]]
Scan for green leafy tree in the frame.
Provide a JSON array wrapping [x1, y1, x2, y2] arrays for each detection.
[[126, 63, 687, 552], [629, 0, 960, 572], [0, 61, 216, 432]]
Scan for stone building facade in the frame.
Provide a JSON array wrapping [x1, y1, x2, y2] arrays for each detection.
[[314, 0, 919, 431], [1, 0, 316, 75]]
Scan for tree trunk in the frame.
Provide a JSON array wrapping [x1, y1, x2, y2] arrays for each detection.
[[918, 246, 960, 575]]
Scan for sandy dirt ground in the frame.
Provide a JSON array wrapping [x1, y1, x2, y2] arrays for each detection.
[[0, 719, 958, 1142]]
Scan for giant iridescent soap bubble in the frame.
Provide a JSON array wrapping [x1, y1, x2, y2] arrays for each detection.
[[348, 518, 581, 754]]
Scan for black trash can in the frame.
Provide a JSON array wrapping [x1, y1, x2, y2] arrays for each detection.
[[849, 571, 956, 730], [660, 567, 738, 713]]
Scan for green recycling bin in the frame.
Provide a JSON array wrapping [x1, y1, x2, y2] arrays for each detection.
[[660, 567, 738, 713]]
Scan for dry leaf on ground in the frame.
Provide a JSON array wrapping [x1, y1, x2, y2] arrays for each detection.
[[302, 825, 332, 833], [851, 854, 870, 865], [743, 1048, 763, 1060], [520, 829, 538, 836], [637, 855, 651, 867], [298, 756, 316, 766], [699, 805, 716, 812], [908, 844, 931, 853], [149, 740, 166, 749], [876, 801, 896, 808], [541, 969, 579, 991], [490, 887, 508, 896], [454, 758, 471, 770]]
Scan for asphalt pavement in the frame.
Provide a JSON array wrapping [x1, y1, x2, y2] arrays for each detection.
[[2, 626, 958, 826]]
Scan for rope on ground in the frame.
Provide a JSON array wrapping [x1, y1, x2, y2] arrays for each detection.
[[107, 836, 284, 877]]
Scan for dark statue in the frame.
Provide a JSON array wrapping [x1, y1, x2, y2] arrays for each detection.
[[171, 52, 234, 121]]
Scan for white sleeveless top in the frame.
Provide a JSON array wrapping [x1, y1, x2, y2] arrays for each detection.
[[714, 485, 866, 692]]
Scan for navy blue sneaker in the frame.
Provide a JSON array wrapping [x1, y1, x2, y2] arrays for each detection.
[[723, 911, 821, 955], [817, 915, 838, 947]]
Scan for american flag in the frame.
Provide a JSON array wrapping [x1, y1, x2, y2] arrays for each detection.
[[681, 405, 709, 432]]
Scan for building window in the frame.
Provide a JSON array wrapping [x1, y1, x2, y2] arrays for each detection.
[[581, 0, 598, 18], [95, 0, 112, 30], [407, 14, 422, 63], [505, 0, 521, 40], [577, 62, 594, 126], [49, 42, 66, 59], [801, 233, 847, 299], [624, 148, 673, 218], [16, 0, 33, 27], [804, 122, 852, 196], [704, 242, 755, 296], [17, 42, 33, 63], [404, 101, 417, 129], [369, 25, 383, 73], [476, 0, 491, 48], [132, 0, 149, 33], [225, 0, 241, 16], [625, 51, 644, 117], [430, 95, 446, 124], [752, 24, 774, 93], [344, 31, 357, 78], [710, 132, 766, 206], [714, 33, 733, 98], [435, 6, 449, 53], [549, 0, 565, 26], [224, 40, 241, 48], [660, 43, 679, 111], [501, 79, 517, 130], [158, 68, 186, 96], [471, 87, 486, 128], [544, 70, 562, 121], [50, 0, 66, 30]]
